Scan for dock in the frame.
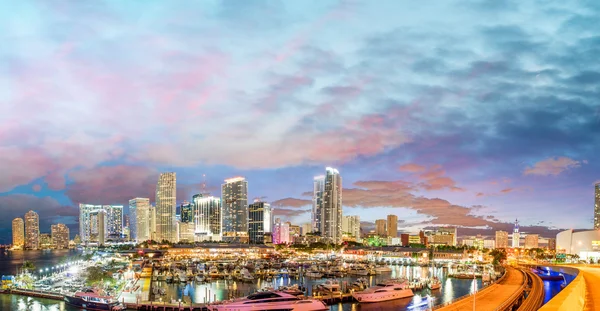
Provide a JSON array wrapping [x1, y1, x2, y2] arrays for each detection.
[[2, 288, 64, 301]]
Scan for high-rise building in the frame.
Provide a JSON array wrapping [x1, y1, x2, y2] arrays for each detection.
[[301, 223, 312, 236], [39, 233, 52, 249], [320, 167, 342, 244], [12, 218, 24, 249], [342, 215, 361, 241], [273, 218, 290, 244], [312, 176, 325, 234], [180, 201, 193, 223], [90, 209, 106, 246], [387, 215, 398, 238], [129, 198, 150, 242], [288, 223, 301, 240], [24, 210, 39, 250], [51, 223, 69, 249], [512, 219, 520, 248], [149, 205, 156, 241], [221, 177, 248, 242], [437, 227, 458, 246], [248, 200, 272, 244], [375, 219, 387, 236], [495, 231, 509, 248], [105, 205, 124, 239], [194, 195, 222, 241], [79, 204, 101, 244], [156, 172, 177, 242], [179, 222, 195, 242], [595, 183, 600, 230], [525, 234, 539, 249]]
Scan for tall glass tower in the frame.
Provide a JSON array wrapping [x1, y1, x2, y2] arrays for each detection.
[[221, 177, 248, 242], [312, 176, 325, 234], [317, 167, 342, 244], [156, 172, 177, 242]]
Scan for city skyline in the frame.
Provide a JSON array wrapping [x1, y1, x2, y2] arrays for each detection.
[[1, 1, 600, 243]]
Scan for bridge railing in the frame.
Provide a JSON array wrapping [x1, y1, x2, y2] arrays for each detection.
[[431, 268, 508, 310]]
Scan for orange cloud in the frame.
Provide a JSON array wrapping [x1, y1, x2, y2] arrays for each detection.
[[399, 163, 426, 173], [524, 156, 582, 176]]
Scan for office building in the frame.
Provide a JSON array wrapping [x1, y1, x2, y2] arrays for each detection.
[[547, 238, 556, 250], [248, 200, 272, 244], [24, 210, 39, 250], [387, 215, 398, 238], [90, 209, 106, 245], [375, 219, 387, 236], [525, 234, 539, 249], [342, 215, 361, 241], [194, 195, 222, 241], [12, 218, 24, 249], [39, 233, 52, 249], [105, 205, 124, 239], [51, 223, 69, 249], [495, 231, 509, 248], [149, 205, 156, 241], [595, 183, 600, 229], [512, 219, 520, 248], [181, 201, 193, 223], [221, 177, 248, 242], [79, 204, 100, 244], [156, 172, 177, 242], [320, 167, 342, 243], [288, 223, 301, 239], [301, 223, 312, 236], [312, 176, 325, 233], [179, 222, 195, 242], [129, 198, 150, 242], [273, 218, 290, 244], [437, 227, 458, 246]]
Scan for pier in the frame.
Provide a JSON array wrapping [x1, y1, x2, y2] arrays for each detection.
[[2, 288, 64, 301]]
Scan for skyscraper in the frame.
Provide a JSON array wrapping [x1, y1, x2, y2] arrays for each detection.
[[51, 223, 69, 249], [221, 177, 248, 242], [24, 210, 39, 250], [156, 172, 177, 242], [90, 209, 106, 246], [105, 205, 124, 239], [180, 201, 193, 223], [129, 198, 150, 242], [273, 218, 290, 244], [342, 215, 361, 241], [248, 200, 272, 244], [12, 218, 24, 249], [387, 215, 398, 238], [79, 204, 100, 244], [194, 194, 222, 241], [595, 183, 600, 230], [321, 167, 342, 244], [149, 204, 156, 241], [512, 219, 520, 248], [375, 219, 387, 236], [495, 230, 509, 248], [312, 176, 325, 234]]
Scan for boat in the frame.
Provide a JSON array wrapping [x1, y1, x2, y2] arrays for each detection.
[[165, 273, 173, 283], [427, 277, 441, 290], [209, 267, 220, 279], [320, 279, 340, 292], [209, 291, 328, 311], [348, 266, 369, 276], [241, 268, 254, 282], [375, 266, 392, 273], [196, 275, 205, 283], [407, 295, 433, 309], [305, 268, 323, 278], [63, 288, 122, 310], [352, 280, 414, 303]]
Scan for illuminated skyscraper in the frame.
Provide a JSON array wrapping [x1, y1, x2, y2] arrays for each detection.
[[149, 204, 156, 241], [51, 223, 69, 249], [312, 176, 325, 233], [129, 198, 150, 242], [105, 205, 123, 239], [90, 209, 106, 246], [595, 183, 600, 230], [495, 230, 509, 248], [221, 177, 248, 242], [180, 201, 193, 223], [79, 204, 99, 244], [156, 172, 176, 242], [321, 167, 342, 244], [248, 200, 272, 244], [194, 194, 222, 241], [512, 219, 520, 248], [12, 218, 24, 249], [342, 215, 361, 241], [387, 215, 398, 238], [375, 219, 387, 236], [273, 218, 290, 244], [24, 210, 39, 250]]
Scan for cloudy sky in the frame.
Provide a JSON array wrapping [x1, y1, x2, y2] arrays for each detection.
[[1, 0, 599, 243]]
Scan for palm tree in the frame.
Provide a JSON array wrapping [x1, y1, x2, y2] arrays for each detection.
[[22, 260, 36, 273]]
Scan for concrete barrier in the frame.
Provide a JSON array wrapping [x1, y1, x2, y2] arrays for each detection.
[[538, 266, 585, 311]]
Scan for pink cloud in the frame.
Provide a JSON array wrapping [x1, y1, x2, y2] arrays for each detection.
[[524, 156, 582, 176], [399, 163, 427, 173], [271, 198, 312, 208]]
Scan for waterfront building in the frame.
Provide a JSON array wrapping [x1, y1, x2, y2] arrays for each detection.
[[400, 234, 409, 247], [181, 201, 193, 223], [273, 218, 290, 244], [428, 232, 455, 246], [595, 183, 600, 229], [90, 209, 107, 245], [129, 198, 150, 242], [495, 231, 509, 248], [24, 210, 39, 250], [39, 233, 52, 249], [221, 177, 248, 242], [248, 200, 272, 244], [312, 175, 325, 233], [11, 218, 24, 249], [524, 234, 539, 249], [483, 239, 496, 249], [387, 215, 398, 237], [512, 219, 520, 248], [319, 167, 342, 244], [51, 223, 69, 249], [179, 222, 195, 242], [342, 215, 361, 241], [437, 227, 458, 246], [375, 219, 387, 236], [105, 205, 124, 239], [79, 204, 100, 244], [556, 229, 600, 260], [547, 238, 556, 250], [288, 223, 301, 239], [301, 223, 312, 236], [194, 194, 222, 241], [156, 172, 177, 242]]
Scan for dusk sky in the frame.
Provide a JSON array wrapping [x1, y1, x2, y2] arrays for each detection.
[[1, 0, 599, 243]]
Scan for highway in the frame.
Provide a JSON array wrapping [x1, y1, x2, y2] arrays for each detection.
[[577, 266, 600, 311]]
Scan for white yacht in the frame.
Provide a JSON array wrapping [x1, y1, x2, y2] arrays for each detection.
[[210, 291, 328, 311], [320, 279, 340, 292], [375, 266, 392, 273], [427, 277, 441, 290], [352, 280, 414, 303], [348, 266, 369, 276]]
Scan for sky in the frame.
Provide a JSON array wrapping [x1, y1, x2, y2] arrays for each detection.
[[1, 0, 599, 243]]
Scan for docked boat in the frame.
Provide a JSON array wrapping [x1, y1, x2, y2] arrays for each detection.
[[352, 280, 414, 303], [209, 291, 328, 311], [348, 266, 369, 276], [375, 266, 392, 273], [209, 266, 220, 279], [64, 288, 122, 311], [241, 268, 254, 282], [319, 279, 340, 292], [427, 277, 441, 290], [305, 268, 323, 278]]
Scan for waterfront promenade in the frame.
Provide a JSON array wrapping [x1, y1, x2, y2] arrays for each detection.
[[436, 267, 525, 311]]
